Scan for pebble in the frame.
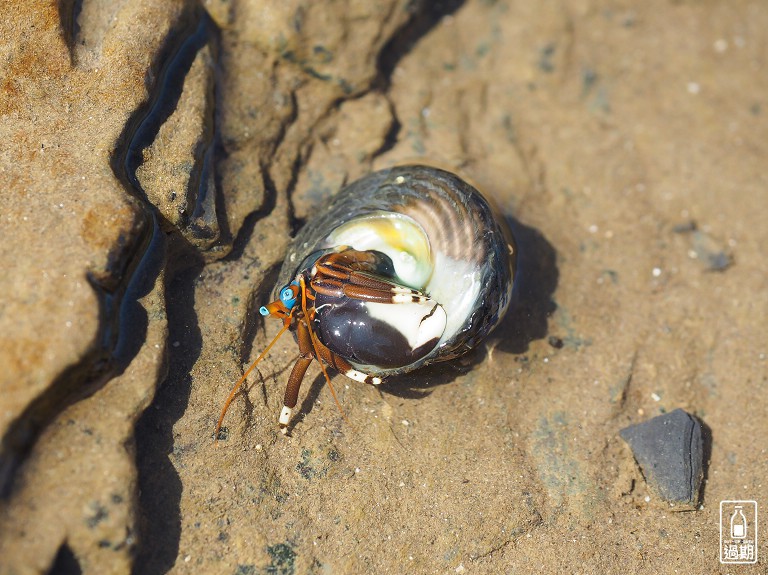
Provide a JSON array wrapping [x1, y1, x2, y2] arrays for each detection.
[[620, 408, 704, 510]]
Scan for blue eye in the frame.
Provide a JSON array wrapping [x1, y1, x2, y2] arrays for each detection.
[[279, 282, 298, 309]]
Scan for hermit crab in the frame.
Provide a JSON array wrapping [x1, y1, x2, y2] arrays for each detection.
[[215, 165, 516, 435]]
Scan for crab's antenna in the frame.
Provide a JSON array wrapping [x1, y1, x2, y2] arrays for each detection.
[[299, 276, 351, 429], [214, 321, 291, 442]]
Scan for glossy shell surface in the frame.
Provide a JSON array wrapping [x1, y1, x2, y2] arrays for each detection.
[[276, 165, 516, 376]]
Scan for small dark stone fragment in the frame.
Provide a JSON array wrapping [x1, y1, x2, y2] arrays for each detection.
[[691, 231, 733, 272], [619, 408, 704, 510], [548, 336, 564, 349], [86, 503, 109, 528], [702, 249, 733, 272], [672, 220, 697, 234]]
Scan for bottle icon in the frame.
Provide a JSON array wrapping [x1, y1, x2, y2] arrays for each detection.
[[731, 505, 747, 539]]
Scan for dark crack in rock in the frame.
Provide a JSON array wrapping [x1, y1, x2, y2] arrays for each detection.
[[135, 14, 221, 253]]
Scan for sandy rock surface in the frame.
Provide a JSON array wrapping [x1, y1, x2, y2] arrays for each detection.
[[1, 1, 766, 574]]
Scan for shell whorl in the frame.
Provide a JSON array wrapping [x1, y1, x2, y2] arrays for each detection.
[[392, 170, 488, 267]]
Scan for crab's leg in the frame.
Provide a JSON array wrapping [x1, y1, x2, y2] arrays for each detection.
[[316, 258, 405, 291], [312, 276, 427, 304], [278, 277, 351, 434], [312, 339, 383, 386], [279, 319, 315, 432], [214, 321, 290, 441], [314, 249, 384, 275]]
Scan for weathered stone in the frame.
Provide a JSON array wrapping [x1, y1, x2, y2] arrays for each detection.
[[0, 273, 167, 574], [0, 1, 179, 572], [620, 409, 704, 510], [137, 41, 217, 248], [213, 0, 413, 246], [0, 0, 182, 470], [292, 93, 395, 220]]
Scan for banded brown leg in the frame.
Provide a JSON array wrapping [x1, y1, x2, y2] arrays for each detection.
[[279, 319, 314, 432], [314, 249, 384, 277], [279, 276, 350, 434], [312, 275, 427, 304], [312, 341, 383, 386]]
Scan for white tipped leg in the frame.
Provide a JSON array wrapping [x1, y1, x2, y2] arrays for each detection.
[[279, 405, 292, 434], [391, 293, 427, 304], [345, 369, 382, 386]]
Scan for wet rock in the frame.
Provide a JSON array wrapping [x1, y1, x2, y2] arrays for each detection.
[[212, 0, 413, 247], [136, 24, 219, 250], [292, 93, 395, 220], [0, 276, 167, 573], [0, 1, 179, 572], [2, 0, 414, 566], [620, 409, 704, 510]]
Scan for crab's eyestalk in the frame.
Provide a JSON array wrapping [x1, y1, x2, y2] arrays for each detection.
[[259, 301, 286, 317], [259, 281, 301, 319], [279, 282, 299, 309]]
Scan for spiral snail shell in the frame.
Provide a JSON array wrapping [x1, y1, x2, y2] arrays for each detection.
[[276, 164, 516, 376]]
